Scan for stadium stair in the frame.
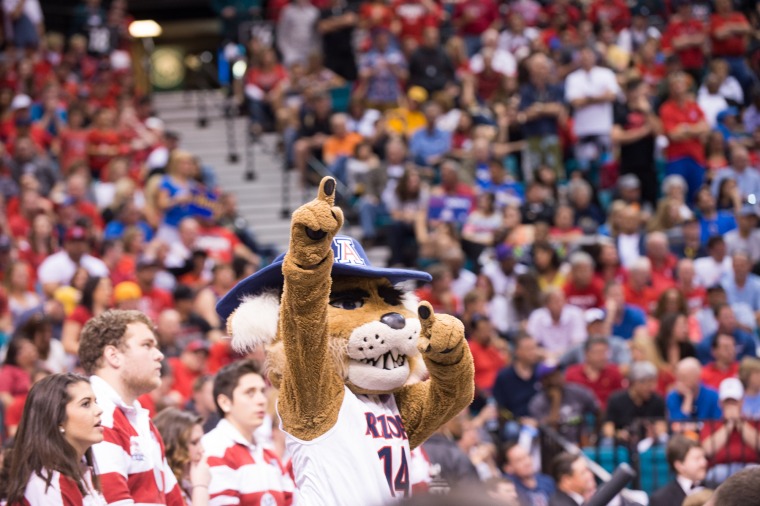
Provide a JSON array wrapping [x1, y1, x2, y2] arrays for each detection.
[[152, 90, 390, 266]]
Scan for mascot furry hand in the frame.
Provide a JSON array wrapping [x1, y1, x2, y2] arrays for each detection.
[[217, 177, 474, 506]]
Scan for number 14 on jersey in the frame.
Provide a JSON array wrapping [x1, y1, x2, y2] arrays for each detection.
[[378, 446, 410, 497]]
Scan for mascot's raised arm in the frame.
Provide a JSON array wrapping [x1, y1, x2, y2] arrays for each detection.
[[216, 177, 474, 506]]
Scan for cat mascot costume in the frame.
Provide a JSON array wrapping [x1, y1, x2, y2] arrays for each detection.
[[217, 177, 474, 505]]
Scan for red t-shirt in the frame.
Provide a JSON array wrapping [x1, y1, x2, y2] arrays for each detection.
[[468, 340, 507, 393], [6, 392, 26, 429], [169, 357, 203, 404], [196, 225, 242, 264], [565, 364, 625, 410], [359, 2, 395, 31], [660, 99, 707, 165], [623, 283, 659, 314], [392, 0, 443, 43], [207, 340, 245, 374], [453, 0, 499, 36], [710, 13, 749, 57], [662, 19, 706, 70], [67, 305, 93, 327], [246, 65, 288, 93], [636, 61, 667, 88], [543, 3, 582, 26], [680, 285, 707, 313], [59, 128, 89, 173], [0, 365, 31, 398], [700, 362, 739, 390], [415, 286, 461, 315], [700, 420, 760, 465], [137, 288, 174, 323], [657, 369, 676, 397], [86, 128, 124, 178], [588, 0, 631, 32], [475, 68, 506, 102], [564, 278, 605, 311]]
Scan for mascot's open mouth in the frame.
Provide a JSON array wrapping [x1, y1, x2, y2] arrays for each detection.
[[356, 351, 406, 370]]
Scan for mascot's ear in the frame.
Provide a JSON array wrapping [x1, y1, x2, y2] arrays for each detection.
[[227, 289, 281, 353]]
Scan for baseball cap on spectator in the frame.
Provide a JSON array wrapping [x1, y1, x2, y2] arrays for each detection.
[[186, 339, 210, 354], [629, 361, 658, 383], [407, 86, 428, 103], [585, 308, 606, 324], [10, 94, 32, 111], [53, 286, 80, 316], [719, 378, 744, 402], [536, 362, 562, 380], [113, 281, 142, 303], [618, 174, 640, 191], [64, 226, 88, 242], [495, 244, 515, 261], [145, 117, 165, 132]]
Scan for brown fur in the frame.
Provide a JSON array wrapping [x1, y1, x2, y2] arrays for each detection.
[[265, 178, 474, 447]]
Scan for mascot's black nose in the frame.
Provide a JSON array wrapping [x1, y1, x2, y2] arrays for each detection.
[[380, 312, 406, 330]]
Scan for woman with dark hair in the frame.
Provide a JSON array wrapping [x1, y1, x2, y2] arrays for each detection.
[[648, 287, 702, 344], [531, 240, 565, 291], [61, 276, 113, 356], [654, 313, 697, 371], [594, 240, 625, 285], [383, 168, 428, 267], [0, 337, 38, 408], [153, 408, 210, 505], [16, 213, 56, 279], [14, 313, 67, 373], [0, 373, 106, 505], [505, 273, 542, 337]]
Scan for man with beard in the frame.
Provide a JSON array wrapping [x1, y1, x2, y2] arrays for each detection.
[[78, 310, 184, 505]]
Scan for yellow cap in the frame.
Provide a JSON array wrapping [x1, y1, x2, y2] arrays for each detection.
[[407, 86, 428, 103], [53, 286, 80, 316], [114, 281, 142, 303]]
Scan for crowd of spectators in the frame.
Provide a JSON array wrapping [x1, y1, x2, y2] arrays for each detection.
[[0, 0, 760, 504]]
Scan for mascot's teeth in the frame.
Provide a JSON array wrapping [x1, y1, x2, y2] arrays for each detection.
[[359, 352, 406, 370]]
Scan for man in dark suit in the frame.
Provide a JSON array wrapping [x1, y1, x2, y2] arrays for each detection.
[[549, 453, 595, 506], [649, 435, 708, 506]]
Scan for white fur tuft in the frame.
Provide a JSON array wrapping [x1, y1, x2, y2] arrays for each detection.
[[400, 290, 420, 315], [228, 290, 281, 353]]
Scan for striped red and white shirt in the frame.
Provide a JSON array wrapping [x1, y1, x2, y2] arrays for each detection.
[[19, 467, 106, 506], [202, 418, 294, 506], [88, 375, 184, 506]]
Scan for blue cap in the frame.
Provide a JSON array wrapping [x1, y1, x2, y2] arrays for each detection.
[[216, 235, 432, 322]]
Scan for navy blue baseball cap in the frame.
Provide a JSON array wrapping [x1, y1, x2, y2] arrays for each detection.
[[216, 235, 432, 322]]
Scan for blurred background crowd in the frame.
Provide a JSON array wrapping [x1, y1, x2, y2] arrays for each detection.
[[0, 0, 760, 504]]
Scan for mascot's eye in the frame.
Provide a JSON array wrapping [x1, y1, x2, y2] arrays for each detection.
[[330, 299, 365, 310]]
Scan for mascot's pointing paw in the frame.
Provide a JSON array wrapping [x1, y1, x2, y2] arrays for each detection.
[[216, 177, 474, 506]]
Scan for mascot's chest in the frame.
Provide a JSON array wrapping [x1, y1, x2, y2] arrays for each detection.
[[285, 387, 413, 504]]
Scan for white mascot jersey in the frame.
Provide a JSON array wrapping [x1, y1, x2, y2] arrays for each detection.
[[283, 386, 411, 506]]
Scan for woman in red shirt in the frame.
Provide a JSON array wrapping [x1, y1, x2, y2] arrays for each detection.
[[0, 336, 38, 409], [86, 107, 124, 180], [59, 104, 89, 175], [245, 47, 288, 135], [61, 276, 113, 357]]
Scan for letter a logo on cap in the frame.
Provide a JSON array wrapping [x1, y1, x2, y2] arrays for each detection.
[[334, 237, 365, 265]]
